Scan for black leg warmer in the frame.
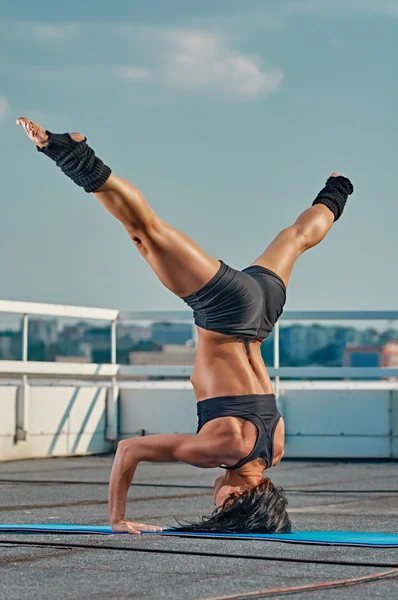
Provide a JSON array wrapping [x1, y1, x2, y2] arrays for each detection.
[[37, 132, 112, 193], [312, 175, 354, 221]]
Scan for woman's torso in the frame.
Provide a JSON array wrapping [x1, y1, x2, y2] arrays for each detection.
[[190, 328, 285, 469], [183, 261, 286, 469], [191, 327, 274, 401]]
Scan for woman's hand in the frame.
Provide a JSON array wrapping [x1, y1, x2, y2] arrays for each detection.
[[111, 519, 164, 535]]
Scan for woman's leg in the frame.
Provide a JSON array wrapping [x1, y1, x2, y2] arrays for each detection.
[[251, 204, 335, 287], [17, 118, 220, 298], [94, 175, 220, 297], [250, 173, 352, 286]]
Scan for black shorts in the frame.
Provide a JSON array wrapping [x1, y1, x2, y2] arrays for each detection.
[[181, 260, 286, 340]]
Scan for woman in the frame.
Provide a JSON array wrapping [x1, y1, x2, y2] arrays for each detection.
[[17, 117, 353, 535]]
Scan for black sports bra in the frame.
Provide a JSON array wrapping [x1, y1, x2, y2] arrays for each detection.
[[196, 394, 281, 470]]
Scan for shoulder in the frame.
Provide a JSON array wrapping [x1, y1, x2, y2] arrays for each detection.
[[175, 431, 244, 469]]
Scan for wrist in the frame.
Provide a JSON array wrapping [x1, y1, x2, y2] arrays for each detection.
[[110, 515, 125, 526]]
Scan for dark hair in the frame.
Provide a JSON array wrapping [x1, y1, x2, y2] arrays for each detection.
[[174, 478, 292, 534]]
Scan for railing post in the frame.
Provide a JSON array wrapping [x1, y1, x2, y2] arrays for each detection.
[[274, 321, 280, 400], [191, 320, 198, 349], [106, 319, 119, 443], [16, 314, 29, 442], [22, 314, 28, 362], [111, 319, 117, 366]]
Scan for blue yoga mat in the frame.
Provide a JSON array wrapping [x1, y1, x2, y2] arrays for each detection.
[[152, 530, 398, 547], [0, 524, 397, 547]]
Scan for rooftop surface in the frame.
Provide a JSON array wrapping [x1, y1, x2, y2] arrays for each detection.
[[0, 456, 397, 600]]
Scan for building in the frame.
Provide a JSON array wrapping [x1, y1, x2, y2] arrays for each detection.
[[27, 319, 58, 346], [343, 342, 398, 369], [280, 324, 369, 366], [381, 341, 398, 367], [129, 344, 197, 366], [0, 333, 14, 360], [61, 322, 91, 341], [359, 328, 380, 346], [280, 325, 309, 362], [151, 322, 193, 345], [117, 323, 151, 341]]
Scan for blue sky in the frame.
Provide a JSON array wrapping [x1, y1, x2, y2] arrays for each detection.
[[1, 0, 397, 312]]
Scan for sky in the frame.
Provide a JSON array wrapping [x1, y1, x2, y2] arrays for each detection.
[[0, 0, 397, 314]]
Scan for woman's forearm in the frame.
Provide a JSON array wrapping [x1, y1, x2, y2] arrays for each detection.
[[108, 440, 140, 524], [108, 433, 203, 525]]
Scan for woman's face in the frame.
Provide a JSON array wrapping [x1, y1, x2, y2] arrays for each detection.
[[213, 475, 242, 507]]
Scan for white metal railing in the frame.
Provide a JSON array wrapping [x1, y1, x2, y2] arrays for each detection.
[[1, 299, 397, 441], [2, 299, 398, 369], [3, 361, 398, 380]]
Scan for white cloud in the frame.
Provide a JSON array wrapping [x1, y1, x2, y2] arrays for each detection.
[[3, 18, 283, 102], [0, 96, 9, 123], [134, 29, 283, 100], [115, 28, 283, 100]]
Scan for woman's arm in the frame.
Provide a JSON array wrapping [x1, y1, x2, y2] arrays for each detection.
[[108, 433, 221, 533]]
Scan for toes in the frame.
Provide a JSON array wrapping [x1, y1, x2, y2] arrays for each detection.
[[17, 117, 48, 147], [17, 118, 33, 132], [16, 117, 33, 134]]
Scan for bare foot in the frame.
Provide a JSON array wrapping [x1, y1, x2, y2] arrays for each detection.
[[16, 117, 49, 148], [16, 117, 85, 148]]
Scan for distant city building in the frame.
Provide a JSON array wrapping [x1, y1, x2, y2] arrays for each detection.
[[79, 342, 93, 360], [359, 328, 380, 346], [27, 319, 58, 346], [61, 322, 91, 341], [280, 324, 343, 363], [1, 318, 398, 366], [383, 342, 398, 367], [81, 327, 111, 348], [129, 344, 196, 366], [0, 333, 14, 360], [280, 325, 309, 362], [307, 324, 331, 351], [343, 342, 398, 369], [380, 328, 398, 346], [344, 346, 380, 368], [280, 324, 372, 366], [151, 322, 193, 345], [117, 324, 151, 341]]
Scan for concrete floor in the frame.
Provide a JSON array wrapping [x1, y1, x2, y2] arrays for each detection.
[[0, 457, 397, 599]]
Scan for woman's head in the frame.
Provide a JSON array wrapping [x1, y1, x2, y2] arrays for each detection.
[[176, 477, 292, 534]]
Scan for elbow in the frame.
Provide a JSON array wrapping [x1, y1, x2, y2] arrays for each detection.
[[111, 440, 138, 482], [272, 447, 284, 467], [117, 439, 131, 453], [115, 439, 136, 463]]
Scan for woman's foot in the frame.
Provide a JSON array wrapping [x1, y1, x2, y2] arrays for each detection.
[[16, 117, 85, 148], [17, 117, 112, 192], [16, 117, 49, 148]]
